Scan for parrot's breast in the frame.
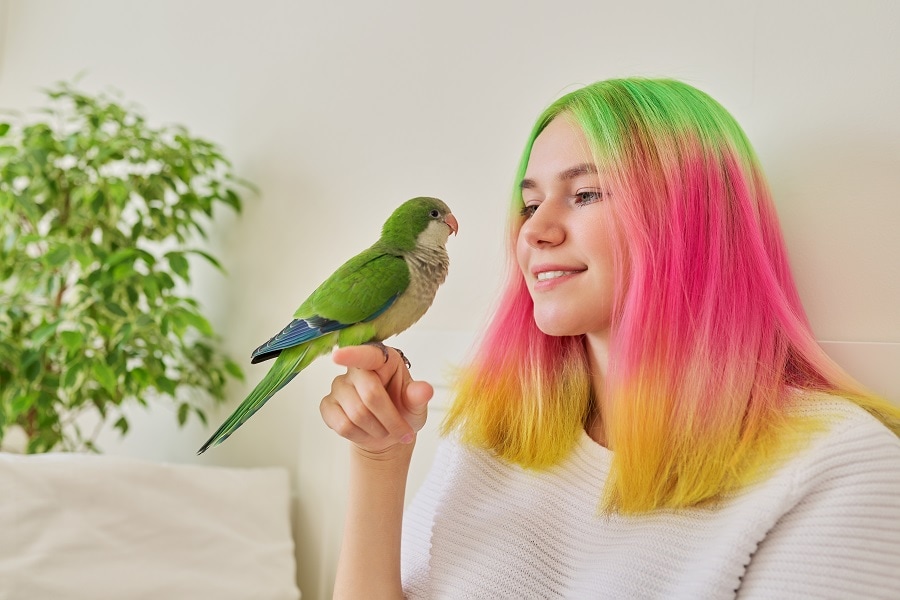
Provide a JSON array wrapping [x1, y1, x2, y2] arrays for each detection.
[[371, 246, 450, 340]]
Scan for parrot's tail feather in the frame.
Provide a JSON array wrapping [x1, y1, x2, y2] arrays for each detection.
[[196, 347, 308, 455]]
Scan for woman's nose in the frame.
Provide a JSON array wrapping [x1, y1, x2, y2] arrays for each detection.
[[520, 201, 565, 248]]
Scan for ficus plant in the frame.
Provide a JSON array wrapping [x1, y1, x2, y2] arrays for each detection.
[[0, 81, 247, 453]]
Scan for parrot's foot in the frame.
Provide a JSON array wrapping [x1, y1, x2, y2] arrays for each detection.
[[392, 347, 411, 369], [366, 341, 391, 363], [364, 341, 411, 369]]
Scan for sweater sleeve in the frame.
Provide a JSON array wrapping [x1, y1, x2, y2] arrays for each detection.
[[737, 408, 900, 599], [401, 438, 457, 598]]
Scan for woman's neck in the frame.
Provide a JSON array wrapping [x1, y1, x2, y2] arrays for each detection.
[[584, 332, 610, 448]]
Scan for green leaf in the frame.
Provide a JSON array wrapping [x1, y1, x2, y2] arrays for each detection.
[[72, 244, 94, 268], [177, 402, 189, 426], [224, 359, 244, 381], [223, 189, 242, 212], [193, 408, 208, 426], [181, 310, 214, 336], [60, 330, 85, 351], [92, 396, 108, 418], [0, 123, 10, 137], [104, 302, 128, 318], [93, 361, 117, 395], [10, 393, 36, 418], [143, 277, 159, 302], [116, 322, 133, 344], [90, 190, 105, 213], [156, 377, 176, 396], [166, 252, 190, 281], [187, 249, 223, 272], [106, 248, 137, 267], [113, 416, 129, 435], [31, 321, 59, 346], [108, 181, 129, 206], [130, 366, 150, 387], [158, 272, 175, 289], [45, 245, 70, 267], [62, 362, 83, 389], [135, 314, 154, 328], [112, 261, 134, 281], [22, 350, 42, 379]]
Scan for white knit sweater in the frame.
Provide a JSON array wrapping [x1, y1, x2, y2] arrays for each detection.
[[401, 400, 900, 598]]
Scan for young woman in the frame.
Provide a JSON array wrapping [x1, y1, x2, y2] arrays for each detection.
[[321, 78, 900, 598]]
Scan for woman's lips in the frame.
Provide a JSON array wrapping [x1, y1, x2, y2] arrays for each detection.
[[531, 266, 586, 290]]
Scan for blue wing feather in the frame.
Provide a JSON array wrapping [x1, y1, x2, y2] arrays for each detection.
[[250, 293, 399, 364]]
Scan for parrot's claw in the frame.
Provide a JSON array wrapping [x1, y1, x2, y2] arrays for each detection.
[[366, 341, 391, 363], [393, 347, 412, 369], [364, 341, 411, 369]]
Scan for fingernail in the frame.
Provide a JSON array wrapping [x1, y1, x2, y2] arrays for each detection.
[[401, 433, 414, 444]]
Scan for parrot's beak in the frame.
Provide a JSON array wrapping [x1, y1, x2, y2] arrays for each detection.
[[444, 213, 459, 236]]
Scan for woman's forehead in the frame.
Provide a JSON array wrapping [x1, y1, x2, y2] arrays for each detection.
[[524, 117, 596, 181]]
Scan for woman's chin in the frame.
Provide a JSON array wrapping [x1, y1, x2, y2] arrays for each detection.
[[533, 315, 582, 338]]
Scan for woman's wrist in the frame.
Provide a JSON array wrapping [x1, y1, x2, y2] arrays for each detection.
[[350, 438, 416, 468]]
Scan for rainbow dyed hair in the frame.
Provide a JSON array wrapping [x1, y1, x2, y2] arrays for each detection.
[[443, 78, 900, 513]]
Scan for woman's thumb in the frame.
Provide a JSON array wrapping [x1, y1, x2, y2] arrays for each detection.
[[405, 380, 434, 417]]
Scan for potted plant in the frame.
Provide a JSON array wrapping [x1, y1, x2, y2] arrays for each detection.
[[0, 81, 247, 453]]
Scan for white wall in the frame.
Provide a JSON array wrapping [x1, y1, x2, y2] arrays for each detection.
[[1, 1, 898, 596]]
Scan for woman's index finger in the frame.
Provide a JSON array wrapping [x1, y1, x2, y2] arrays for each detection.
[[332, 344, 404, 379]]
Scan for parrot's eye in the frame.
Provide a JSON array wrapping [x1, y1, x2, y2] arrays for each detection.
[[429, 209, 440, 218]]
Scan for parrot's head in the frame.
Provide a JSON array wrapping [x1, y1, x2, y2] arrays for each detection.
[[381, 196, 458, 252]]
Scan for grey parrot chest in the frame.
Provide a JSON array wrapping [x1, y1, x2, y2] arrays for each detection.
[[371, 246, 449, 341]]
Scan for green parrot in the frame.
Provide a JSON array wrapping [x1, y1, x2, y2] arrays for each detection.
[[197, 196, 458, 454]]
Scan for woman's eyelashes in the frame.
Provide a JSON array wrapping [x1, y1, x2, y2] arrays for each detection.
[[573, 189, 607, 205], [519, 189, 607, 218], [520, 203, 539, 218]]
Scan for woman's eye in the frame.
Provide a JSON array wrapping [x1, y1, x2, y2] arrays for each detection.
[[574, 190, 604, 204], [520, 204, 539, 218]]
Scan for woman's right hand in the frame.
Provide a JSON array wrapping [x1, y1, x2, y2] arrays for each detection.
[[320, 344, 434, 455], [325, 344, 432, 598]]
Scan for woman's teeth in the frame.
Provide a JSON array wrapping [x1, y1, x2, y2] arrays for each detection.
[[537, 270, 578, 281]]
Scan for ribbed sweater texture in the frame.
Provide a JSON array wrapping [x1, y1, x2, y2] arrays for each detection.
[[401, 401, 900, 598]]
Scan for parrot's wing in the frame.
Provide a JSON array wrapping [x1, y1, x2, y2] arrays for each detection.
[[250, 296, 397, 363], [250, 251, 409, 364]]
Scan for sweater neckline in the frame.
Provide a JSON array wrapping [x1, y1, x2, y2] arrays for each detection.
[[578, 429, 613, 464]]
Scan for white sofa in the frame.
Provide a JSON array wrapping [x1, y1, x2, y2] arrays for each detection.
[[0, 452, 301, 599]]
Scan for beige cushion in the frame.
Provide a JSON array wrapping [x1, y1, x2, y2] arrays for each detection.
[[0, 452, 300, 600]]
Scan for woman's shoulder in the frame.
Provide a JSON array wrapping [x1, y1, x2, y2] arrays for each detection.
[[781, 391, 900, 497], [736, 393, 900, 597], [791, 390, 899, 446]]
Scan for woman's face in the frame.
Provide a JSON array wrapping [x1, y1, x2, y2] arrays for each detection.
[[516, 116, 618, 342]]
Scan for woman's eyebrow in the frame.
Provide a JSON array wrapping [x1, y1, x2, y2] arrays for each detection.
[[559, 162, 598, 180], [520, 162, 599, 190]]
